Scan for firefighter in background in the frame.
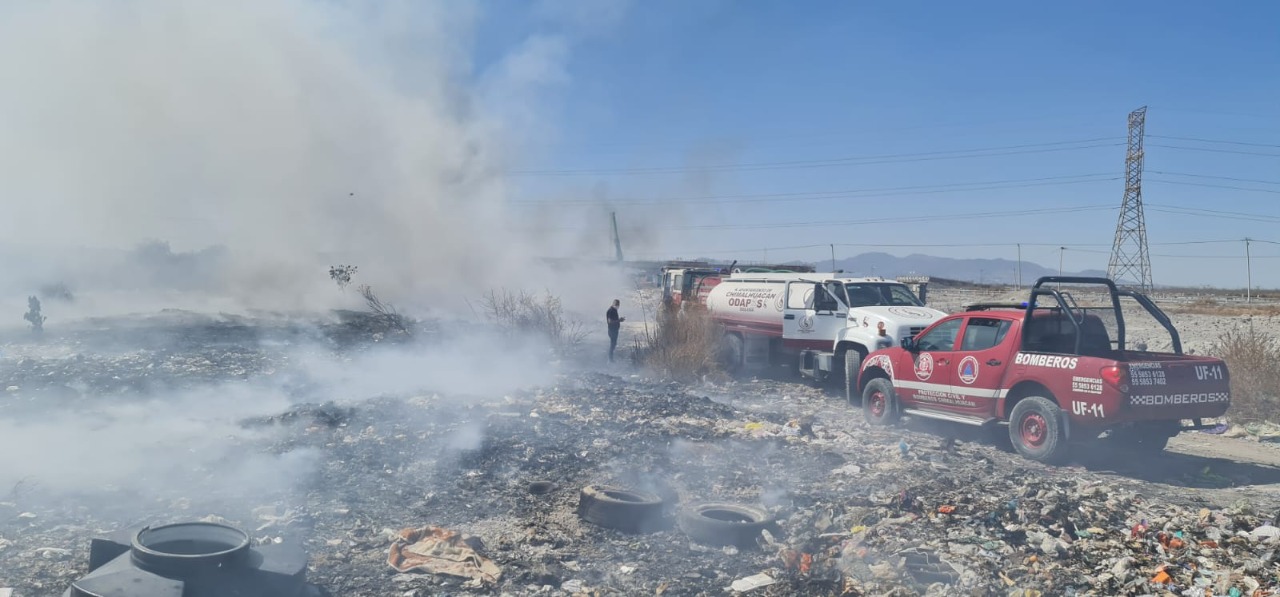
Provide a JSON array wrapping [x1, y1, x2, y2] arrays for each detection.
[[606, 299, 625, 362]]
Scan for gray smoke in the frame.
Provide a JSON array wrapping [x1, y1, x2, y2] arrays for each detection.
[[0, 0, 634, 318]]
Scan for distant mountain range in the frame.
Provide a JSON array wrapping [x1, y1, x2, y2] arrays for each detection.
[[819, 252, 1109, 285]]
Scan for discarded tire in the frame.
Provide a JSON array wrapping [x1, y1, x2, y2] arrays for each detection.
[[678, 503, 773, 548], [577, 485, 665, 534], [527, 480, 556, 495]]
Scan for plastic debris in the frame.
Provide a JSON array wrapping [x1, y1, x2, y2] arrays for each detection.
[[387, 526, 501, 585], [729, 573, 776, 592]]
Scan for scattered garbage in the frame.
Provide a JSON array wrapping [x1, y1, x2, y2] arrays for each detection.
[[387, 527, 501, 585], [5, 303, 1280, 595]]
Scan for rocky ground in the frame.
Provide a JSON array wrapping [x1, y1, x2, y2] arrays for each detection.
[[2, 288, 1280, 596]]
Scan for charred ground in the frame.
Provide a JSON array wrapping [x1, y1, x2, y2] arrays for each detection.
[[3, 307, 1280, 596]]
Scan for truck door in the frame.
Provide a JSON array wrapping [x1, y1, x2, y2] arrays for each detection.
[[948, 316, 1019, 417], [898, 317, 963, 407], [783, 282, 847, 349], [668, 272, 684, 305]]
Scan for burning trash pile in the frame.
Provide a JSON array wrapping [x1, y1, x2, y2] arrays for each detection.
[[4, 314, 1280, 596]]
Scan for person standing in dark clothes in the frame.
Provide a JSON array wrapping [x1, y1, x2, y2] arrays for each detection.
[[606, 299, 624, 362]]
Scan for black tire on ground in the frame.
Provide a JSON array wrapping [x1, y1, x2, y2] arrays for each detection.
[[1111, 421, 1180, 454], [1008, 396, 1069, 464], [577, 485, 665, 534], [861, 378, 901, 425], [844, 348, 864, 403], [720, 334, 744, 373], [677, 503, 774, 548]]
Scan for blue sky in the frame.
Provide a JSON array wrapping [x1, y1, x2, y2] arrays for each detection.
[[488, 1, 1280, 288]]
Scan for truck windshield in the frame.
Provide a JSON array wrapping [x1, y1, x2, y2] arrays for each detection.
[[844, 283, 924, 308]]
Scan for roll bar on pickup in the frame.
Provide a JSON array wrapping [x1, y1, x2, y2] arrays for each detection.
[[1027, 276, 1183, 355]]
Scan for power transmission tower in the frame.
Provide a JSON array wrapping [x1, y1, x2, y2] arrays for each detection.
[[1107, 106, 1154, 291]]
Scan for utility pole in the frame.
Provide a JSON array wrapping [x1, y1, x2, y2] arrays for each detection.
[[1016, 243, 1023, 289], [830, 244, 836, 273], [1059, 246, 1066, 290], [1107, 106, 1154, 291], [610, 212, 624, 262], [1246, 237, 1254, 303]]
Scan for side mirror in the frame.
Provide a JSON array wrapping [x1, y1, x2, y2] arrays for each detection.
[[900, 337, 917, 351]]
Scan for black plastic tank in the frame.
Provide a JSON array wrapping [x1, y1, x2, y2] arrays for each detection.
[[64, 522, 328, 597]]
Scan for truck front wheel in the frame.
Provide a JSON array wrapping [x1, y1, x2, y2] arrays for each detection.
[[844, 349, 864, 403], [1009, 397, 1069, 464], [862, 378, 900, 426]]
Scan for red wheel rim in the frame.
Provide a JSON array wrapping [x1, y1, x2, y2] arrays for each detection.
[[1020, 412, 1047, 447], [869, 390, 887, 417]]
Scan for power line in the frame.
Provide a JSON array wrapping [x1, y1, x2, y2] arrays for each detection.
[[635, 242, 1280, 260], [1148, 171, 1280, 186], [1146, 204, 1280, 223], [508, 138, 1124, 176], [527, 205, 1114, 232], [1149, 106, 1280, 121], [534, 111, 1122, 152], [1146, 178, 1280, 195], [640, 205, 1116, 231], [1148, 144, 1280, 158], [511, 173, 1280, 207], [511, 173, 1118, 206], [1147, 135, 1280, 149]]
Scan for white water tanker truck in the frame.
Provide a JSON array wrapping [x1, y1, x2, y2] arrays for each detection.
[[702, 272, 946, 399]]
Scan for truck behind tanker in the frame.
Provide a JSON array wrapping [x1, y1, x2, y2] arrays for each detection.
[[698, 272, 946, 398]]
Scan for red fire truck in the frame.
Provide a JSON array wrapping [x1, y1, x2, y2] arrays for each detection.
[[857, 277, 1231, 463]]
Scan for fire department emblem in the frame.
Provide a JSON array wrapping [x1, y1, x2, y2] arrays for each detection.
[[865, 354, 894, 377], [914, 353, 934, 381], [958, 356, 979, 385], [889, 307, 933, 319]]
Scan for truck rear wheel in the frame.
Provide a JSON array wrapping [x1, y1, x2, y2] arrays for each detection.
[[844, 349, 863, 403], [720, 334, 744, 373], [862, 378, 900, 425], [1008, 396, 1069, 464], [1111, 421, 1179, 455]]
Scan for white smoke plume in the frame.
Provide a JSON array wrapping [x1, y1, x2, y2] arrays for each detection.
[[0, 0, 635, 318]]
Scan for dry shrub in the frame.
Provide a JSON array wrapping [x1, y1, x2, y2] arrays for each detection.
[[357, 284, 411, 336], [637, 307, 723, 380], [480, 289, 587, 356], [1213, 325, 1280, 423]]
